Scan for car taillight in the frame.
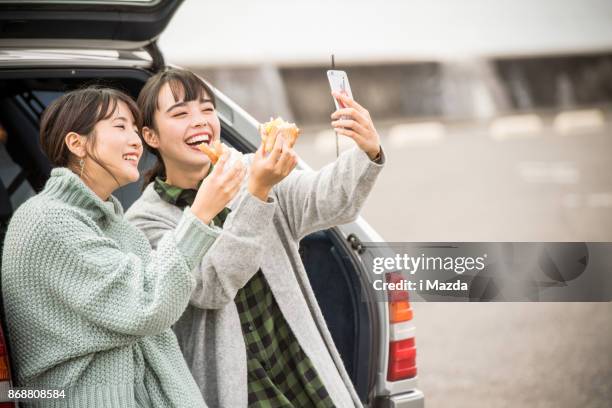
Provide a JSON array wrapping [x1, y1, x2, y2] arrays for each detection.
[[389, 300, 413, 323], [386, 271, 413, 324], [0, 336, 9, 380], [388, 338, 417, 381], [0, 324, 16, 407], [386, 272, 417, 381]]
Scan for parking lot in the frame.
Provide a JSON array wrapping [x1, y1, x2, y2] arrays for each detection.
[[296, 112, 612, 408]]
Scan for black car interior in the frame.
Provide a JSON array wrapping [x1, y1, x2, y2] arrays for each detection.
[[0, 69, 376, 402]]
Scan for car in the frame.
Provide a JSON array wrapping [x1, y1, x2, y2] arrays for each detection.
[[0, 1, 423, 407]]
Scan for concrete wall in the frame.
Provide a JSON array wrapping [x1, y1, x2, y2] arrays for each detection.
[[191, 53, 612, 125]]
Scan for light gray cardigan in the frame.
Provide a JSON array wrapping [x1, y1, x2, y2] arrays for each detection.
[[126, 146, 384, 408]]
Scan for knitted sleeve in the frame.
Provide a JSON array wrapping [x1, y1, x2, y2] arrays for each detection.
[[188, 193, 276, 309], [129, 193, 276, 310], [22, 206, 217, 337], [273, 146, 385, 241]]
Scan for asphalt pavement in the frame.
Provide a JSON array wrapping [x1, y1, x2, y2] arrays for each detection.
[[295, 111, 612, 408]]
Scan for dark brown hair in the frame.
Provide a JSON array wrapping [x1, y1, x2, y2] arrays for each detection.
[[137, 68, 216, 187], [40, 86, 142, 177]]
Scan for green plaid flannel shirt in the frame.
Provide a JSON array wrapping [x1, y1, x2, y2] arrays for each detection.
[[153, 177, 335, 408]]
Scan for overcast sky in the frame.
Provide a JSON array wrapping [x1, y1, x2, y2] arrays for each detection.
[[158, 0, 612, 66]]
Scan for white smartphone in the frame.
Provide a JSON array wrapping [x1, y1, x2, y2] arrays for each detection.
[[327, 70, 353, 111]]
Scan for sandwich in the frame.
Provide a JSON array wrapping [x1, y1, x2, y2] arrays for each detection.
[[198, 140, 226, 164], [198, 140, 244, 173], [259, 117, 301, 153]]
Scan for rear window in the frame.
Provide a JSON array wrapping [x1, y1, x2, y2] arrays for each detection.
[[0, 142, 36, 211]]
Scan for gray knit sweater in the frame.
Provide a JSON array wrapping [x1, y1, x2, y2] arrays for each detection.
[[126, 146, 385, 408], [1, 168, 219, 407]]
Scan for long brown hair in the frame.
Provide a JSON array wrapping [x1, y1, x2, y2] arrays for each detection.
[[40, 87, 142, 181], [137, 68, 216, 187]]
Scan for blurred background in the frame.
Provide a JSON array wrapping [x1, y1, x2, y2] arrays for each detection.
[[159, 1, 612, 407]]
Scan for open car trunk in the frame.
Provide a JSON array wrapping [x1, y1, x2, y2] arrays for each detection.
[[0, 67, 379, 403], [0, 0, 184, 49]]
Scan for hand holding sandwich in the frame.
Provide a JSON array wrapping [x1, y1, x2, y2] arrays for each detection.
[[331, 91, 381, 160], [248, 133, 298, 201], [191, 150, 246, 224], [197, 118, 299, 203]]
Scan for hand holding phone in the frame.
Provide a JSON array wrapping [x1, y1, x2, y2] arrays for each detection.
[[327, 70, 353, 115], [328, 72, 382, 160]]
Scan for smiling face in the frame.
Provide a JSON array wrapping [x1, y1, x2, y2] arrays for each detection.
[[148, 82, 221, 176], [85, 100, 143, 186]]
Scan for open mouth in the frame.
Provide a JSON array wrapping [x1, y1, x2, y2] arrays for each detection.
[[122, 154, 139, 162], [185, 134, 211, 147]]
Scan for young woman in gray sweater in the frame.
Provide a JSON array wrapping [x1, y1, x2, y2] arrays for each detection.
[[126, 68, 385, 408], [1, 87, 245, 407]]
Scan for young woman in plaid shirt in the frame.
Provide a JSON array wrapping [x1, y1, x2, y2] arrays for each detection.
[[127, 68, 385, 408]]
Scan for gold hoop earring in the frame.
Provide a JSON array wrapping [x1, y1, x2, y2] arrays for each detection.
[[79, 158, 85, 178]]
